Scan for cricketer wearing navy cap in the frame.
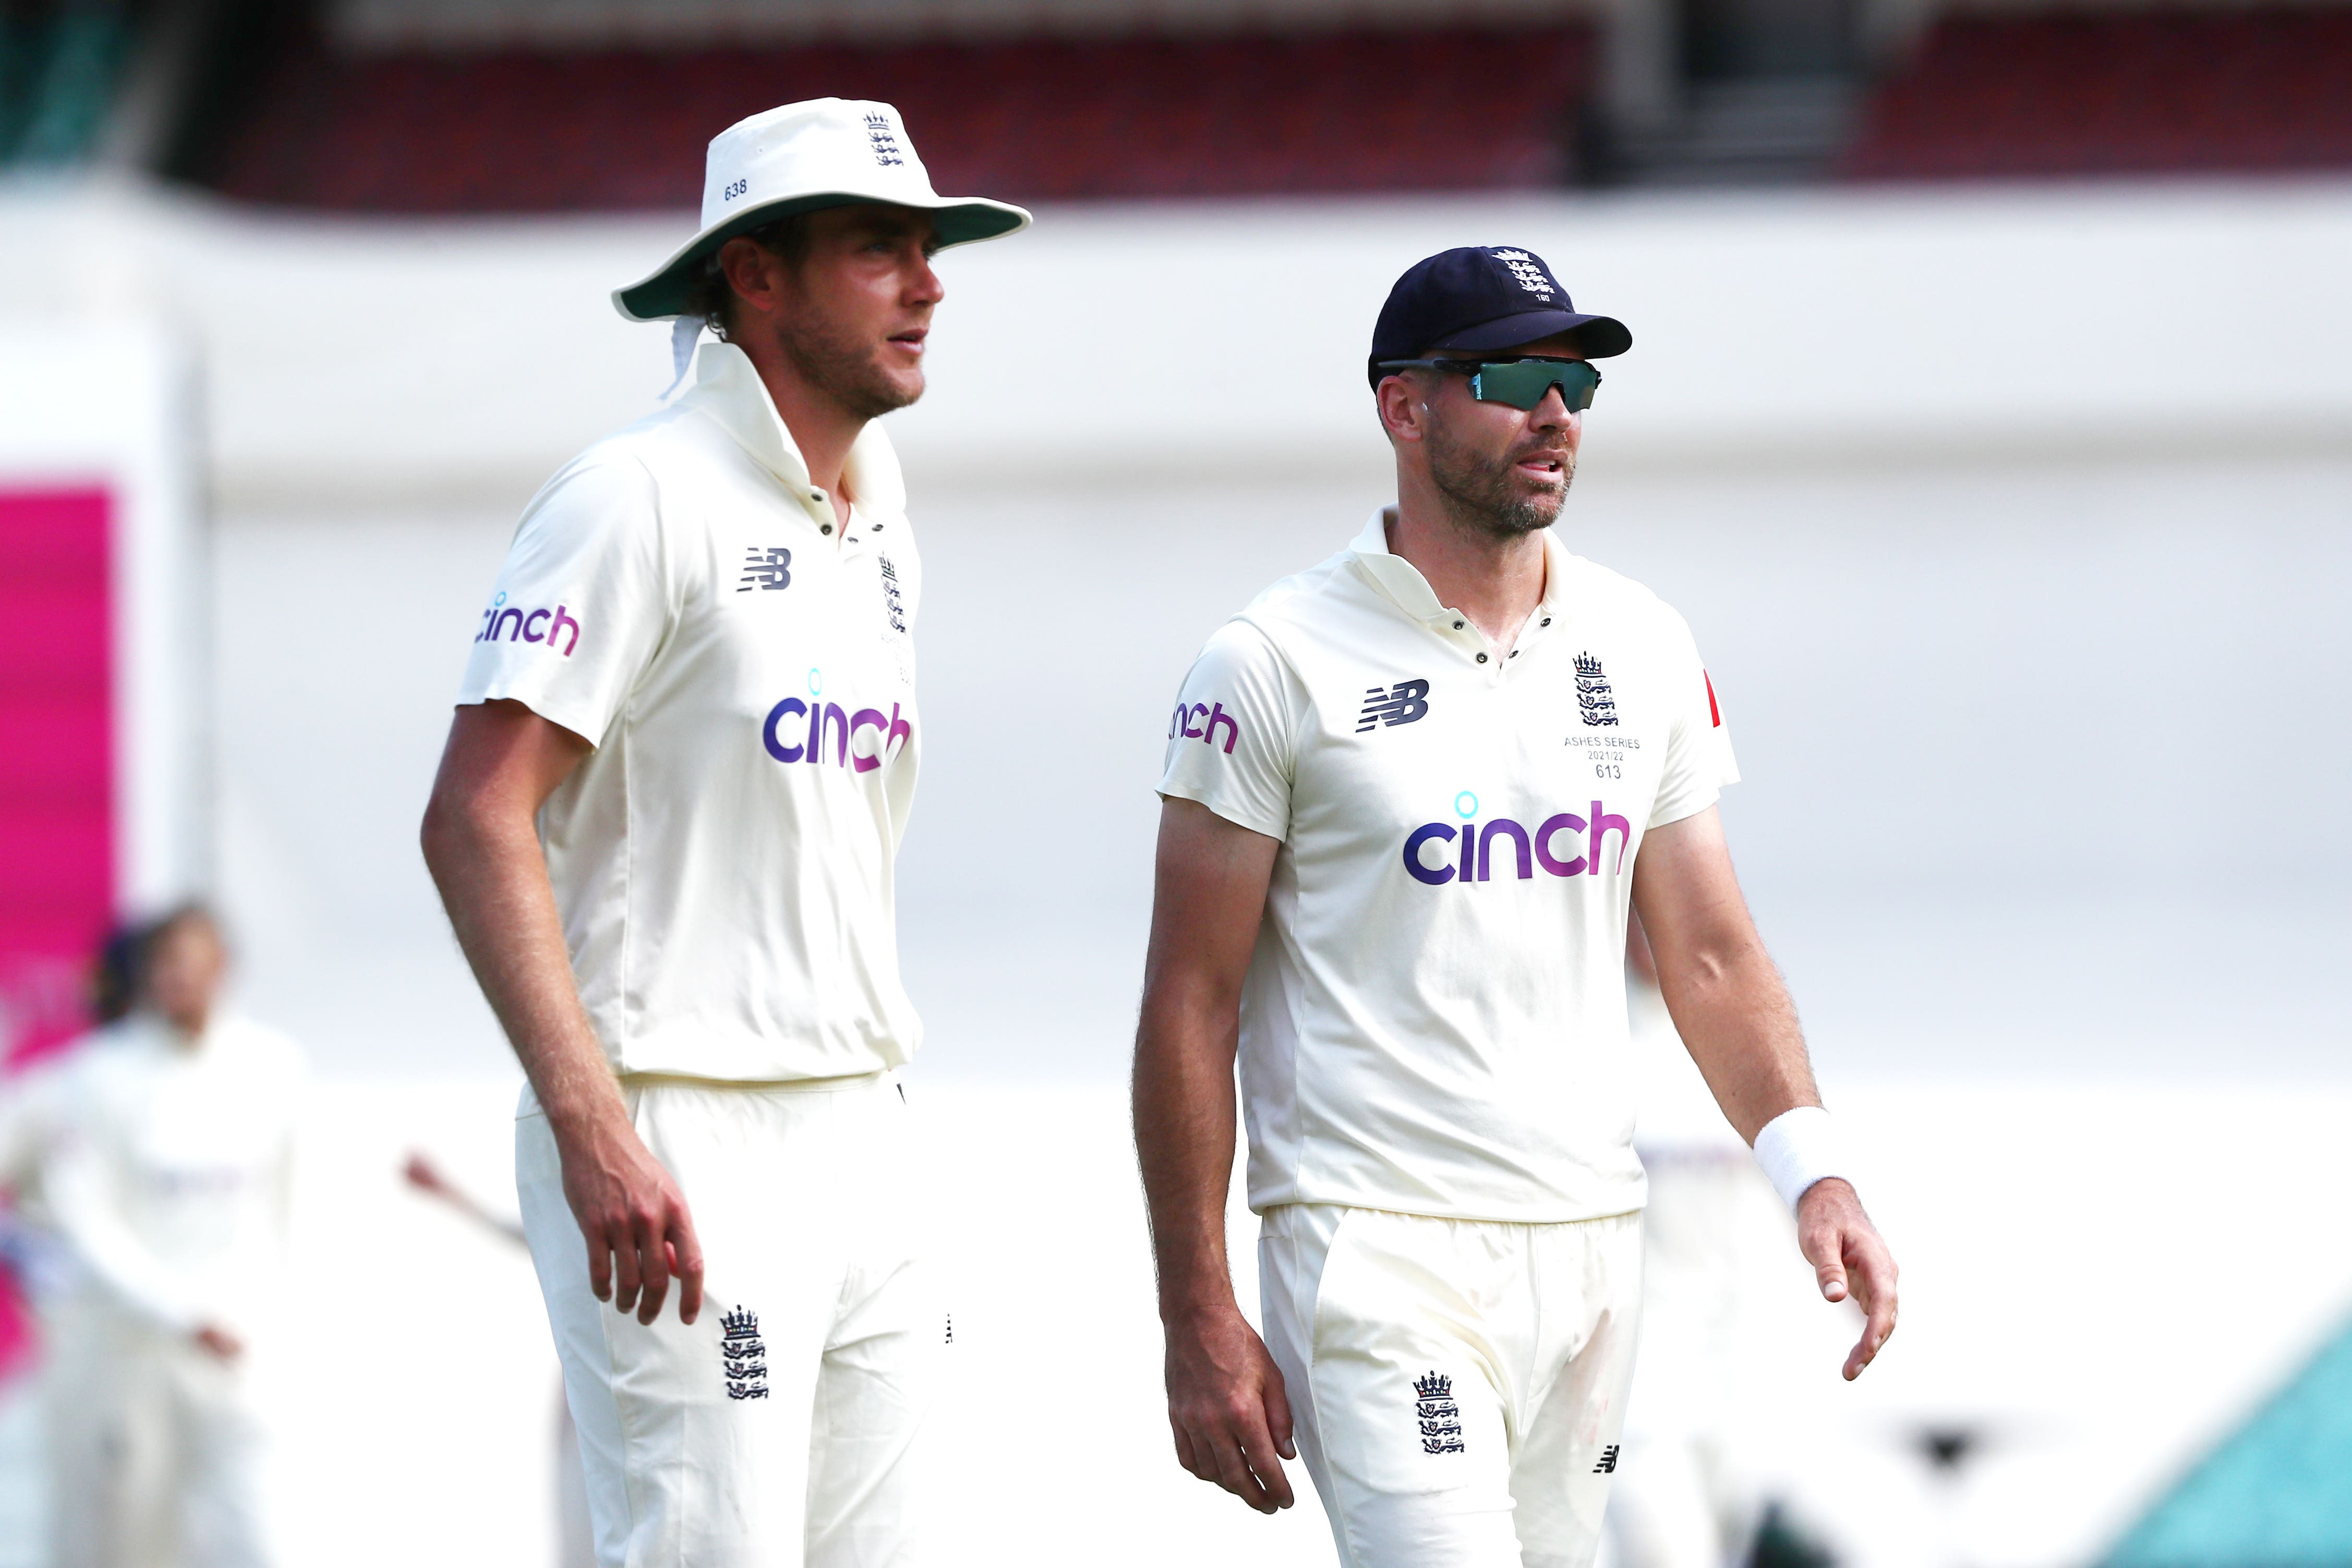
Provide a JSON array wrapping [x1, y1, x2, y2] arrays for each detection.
[[1136, 247, 1898, 1567], [1365, 245, 1632, 389]]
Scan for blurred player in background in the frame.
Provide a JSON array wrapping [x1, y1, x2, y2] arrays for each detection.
[[0, 923, 147, 1377], [32, 906, 305, 1568], [421, 99, 1027, 1567], [1134, 246, 1898, 1567]]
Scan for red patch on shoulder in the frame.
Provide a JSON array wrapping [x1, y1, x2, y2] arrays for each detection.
[[1704, 671, 1721, 727]]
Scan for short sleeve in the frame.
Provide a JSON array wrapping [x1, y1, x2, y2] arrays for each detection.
[[1156, 619, 1297, 842], [457, 454, 669, 747], [1649, 611, 1741, 829]]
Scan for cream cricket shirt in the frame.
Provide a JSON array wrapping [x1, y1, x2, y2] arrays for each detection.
[[44, 1016, 303, 1338], [1159, 512, 1739, 1223], [460, 342, 923, 1082]]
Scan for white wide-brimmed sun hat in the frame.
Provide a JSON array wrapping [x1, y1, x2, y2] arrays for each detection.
[[613, 97, 1031, 324]]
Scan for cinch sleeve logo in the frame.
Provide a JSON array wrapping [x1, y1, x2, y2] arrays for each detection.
[[1167, 698, 1239, 754], [1402, 800, 1632, 886], [475, 592, 580, 656]]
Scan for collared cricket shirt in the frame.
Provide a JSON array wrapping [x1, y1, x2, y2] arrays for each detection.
[[1159, 512, 1739, 1223], [459, 342, 923, 1082], [43, 1015, 304, 1338]]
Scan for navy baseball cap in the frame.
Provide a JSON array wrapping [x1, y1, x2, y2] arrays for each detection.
[[1368, 245, 1632, 389]]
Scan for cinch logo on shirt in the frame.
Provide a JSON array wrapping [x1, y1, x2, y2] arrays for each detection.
[[762, 696, 913, 773], [1402, 801, 1632, 886], [1168, 699, 1239, 754], [475, 594, 580, 656]]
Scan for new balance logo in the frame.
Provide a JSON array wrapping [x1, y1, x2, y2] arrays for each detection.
[[1414, 1370, 1464, 1455], [1593, 1444, 1620, 1474], [739, 547, 792, 592], [721, 1306, 769, 1401], [1356, 678, 1432, 732]]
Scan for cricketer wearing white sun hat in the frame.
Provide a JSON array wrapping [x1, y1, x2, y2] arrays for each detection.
[[428, 92, 1032, 1568], [618, 97, 1029, 361]]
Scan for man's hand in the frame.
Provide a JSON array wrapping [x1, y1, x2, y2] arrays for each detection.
[[1164, 1307, 1296, 1514], [1797, 1177, 1898, 1380], [557, 1107, 705, 1326], [192, 1323, 244, 1362]]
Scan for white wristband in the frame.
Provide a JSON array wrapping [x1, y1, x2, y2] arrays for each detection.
[[1752, 1106, 1849, 1214]]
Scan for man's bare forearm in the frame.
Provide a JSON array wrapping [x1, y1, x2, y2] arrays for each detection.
[[1134, 799, 1280, 1334], [1136, 958, 1300, 1515], [423, 703, 702, 1324], [1133, 982, 1246, 1325], [1654, 936, 1820, 1144], [1633, 809, 1822, 1144], [421, 793, 622, 1140]]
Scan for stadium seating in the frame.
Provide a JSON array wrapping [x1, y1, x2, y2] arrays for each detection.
[[0, 4, 134, 168], [1842, 6, 2352, 179], [197, 25, 1597, 209]]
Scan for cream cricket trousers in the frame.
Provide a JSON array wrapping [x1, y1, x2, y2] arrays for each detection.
[[1259, 1204, 1644, 1568], [43, 1307, 274, 1568], [518, 1074, 941, 1568]]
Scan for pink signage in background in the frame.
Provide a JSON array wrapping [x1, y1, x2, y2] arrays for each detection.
[[1, 486, 114, 1072]]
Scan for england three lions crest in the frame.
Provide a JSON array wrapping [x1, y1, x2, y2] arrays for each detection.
[[721, 1306, 769, 1401], [1414, 1370, 1465, 1455], [1573, 653, 1619, 728]]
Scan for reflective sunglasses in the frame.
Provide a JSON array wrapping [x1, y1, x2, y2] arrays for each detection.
[[1376, 357, 1601, 412]]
